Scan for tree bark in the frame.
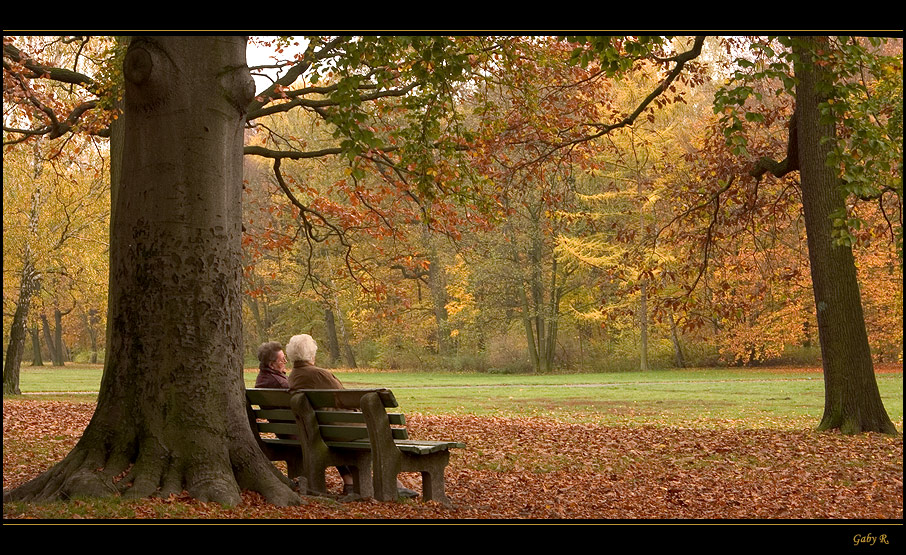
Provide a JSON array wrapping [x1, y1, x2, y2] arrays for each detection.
[[638, 279, 650, 372], [3, 262, 39, 395], [40, 314, 60, 366], [669, 311, 686, 368], [4, 36, 300, 505], [53, 307, 71, 364], [422, 226, 452, 356], [324, 306, 341, 366], [30, 323, 44, 367], [793, 37, 896, 434]]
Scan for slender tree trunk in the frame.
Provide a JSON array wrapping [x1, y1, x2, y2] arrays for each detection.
[[422, 227, 452, 356], [638, 279, 650, 372], [30, 323, 44, 367], [322, 252, 357, 368], [40, 314, 60, 366], [340, 329, 358, 369], [245, 296, 270, 345], [530, 227, 545, 368], [54, 307, 70, 364], [39, 308, 69, 366], [543, 258, 562, 373], [6, 151, 45, 389], [519, 283, 540, 373], [324, 306, 341, 367], [3, 262, 39, 395], [794, 37, 896, 435], [82, 309, 100, 364], [637, 167, 650, 372], [669, 310, 686, 368], [5, 36, 299, 505]]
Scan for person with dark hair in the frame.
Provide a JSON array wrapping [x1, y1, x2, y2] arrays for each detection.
[[256, 341, 289, 389]]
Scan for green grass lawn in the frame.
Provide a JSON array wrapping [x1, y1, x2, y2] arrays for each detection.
[[10, 363, 903, 431]]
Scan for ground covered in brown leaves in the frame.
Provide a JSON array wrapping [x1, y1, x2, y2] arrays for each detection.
[[3, 400, 902, 521]]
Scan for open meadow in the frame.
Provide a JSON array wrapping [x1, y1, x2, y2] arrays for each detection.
[[3, 364, 902, 523]]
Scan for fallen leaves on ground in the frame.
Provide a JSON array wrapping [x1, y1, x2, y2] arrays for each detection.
[[3, 400, 902, 520]]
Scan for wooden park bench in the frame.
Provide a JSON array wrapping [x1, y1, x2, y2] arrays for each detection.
[[245, 387, 464, 505]]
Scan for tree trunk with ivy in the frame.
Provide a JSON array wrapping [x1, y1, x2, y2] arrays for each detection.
[[4, 36, 300, 505], [793, 37, 896, 435]]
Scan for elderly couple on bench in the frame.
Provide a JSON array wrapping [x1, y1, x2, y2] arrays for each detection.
[[256, 334, 418, 500]]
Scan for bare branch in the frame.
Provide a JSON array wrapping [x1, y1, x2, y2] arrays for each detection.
[[270, 158, 366, 291]]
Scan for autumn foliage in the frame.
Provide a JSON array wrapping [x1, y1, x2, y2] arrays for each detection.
[[3, 399, 902, 519]]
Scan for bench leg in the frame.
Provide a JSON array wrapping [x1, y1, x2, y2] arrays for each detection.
[[416, 452, 451, 506], [361, 392, 403, 502], [371, 451, 401, 502], [285, 452, 304, 480], [347, 457, 373, 498], [303, 463, 329, 496], [361, 392, 455, 506]]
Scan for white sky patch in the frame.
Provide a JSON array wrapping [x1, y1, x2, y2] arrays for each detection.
[[246, 36, 309, 95]]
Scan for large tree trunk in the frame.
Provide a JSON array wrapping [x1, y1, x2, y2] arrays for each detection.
[[794, 37, 896, 435], [4, 36, 299, 505]]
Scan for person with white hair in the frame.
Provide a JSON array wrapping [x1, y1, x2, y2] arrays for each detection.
[[286, 334, 344, 390]]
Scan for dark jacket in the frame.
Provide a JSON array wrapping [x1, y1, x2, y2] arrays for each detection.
[[255, 365, 289, 389]]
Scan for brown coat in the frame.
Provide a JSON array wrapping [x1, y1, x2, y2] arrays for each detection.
[[288, 360, 344, 391]]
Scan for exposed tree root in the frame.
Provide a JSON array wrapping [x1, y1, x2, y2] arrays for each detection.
[[4, 426, 303, 507]]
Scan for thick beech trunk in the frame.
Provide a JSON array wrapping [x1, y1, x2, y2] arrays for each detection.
[[793, 37, 896, 435], [4, 36, 299, 505]]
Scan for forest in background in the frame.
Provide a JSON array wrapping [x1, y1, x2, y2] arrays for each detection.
[[4, 35, 902, 375]]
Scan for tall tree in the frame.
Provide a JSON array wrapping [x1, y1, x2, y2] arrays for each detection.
[[4, 36, 116, 387], [720, 36, 898, 434], [5, 36, 299, 505], [2, 172, 41, 394], [3, 34, 510, 504], [792, 37, 896, 434]]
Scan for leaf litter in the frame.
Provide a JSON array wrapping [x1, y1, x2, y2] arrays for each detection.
[[3, 400, 901, 520]]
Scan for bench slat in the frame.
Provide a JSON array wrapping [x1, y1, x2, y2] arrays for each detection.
[[394, 440, 466, 454], [318, 424, 408, 442], [256, 422, 298, 435], [252, 408, 405, 427], [248, 388, 398, 409], [255, 408, 294, 420], [324, 440, 373, 450], [261, 437, 301, 447], [246, 388, 292, 406], [300, 388, 398, 409], [315, 410, 406, 427]]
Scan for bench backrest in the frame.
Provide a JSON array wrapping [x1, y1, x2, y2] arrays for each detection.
[[246, 388, 408, 442]]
